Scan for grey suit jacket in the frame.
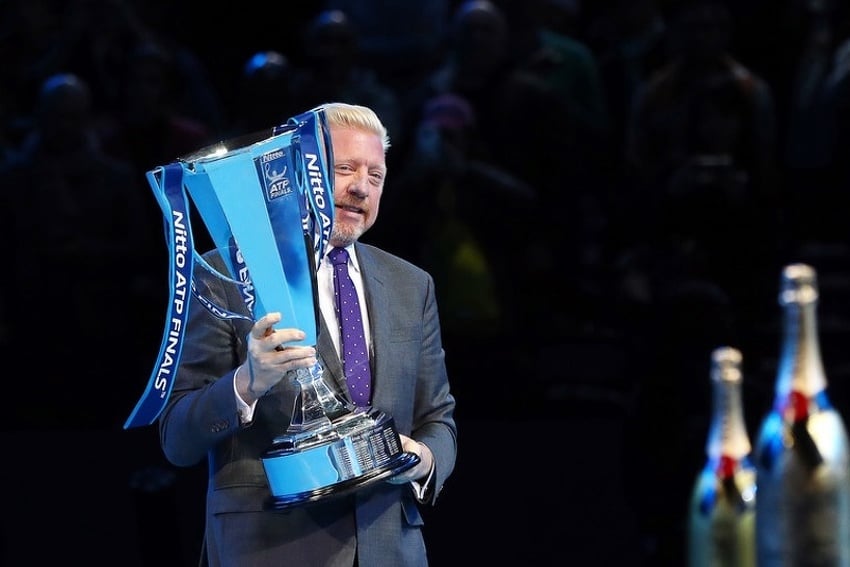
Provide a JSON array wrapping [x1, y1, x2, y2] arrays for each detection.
[[159, 242, 457, 567]]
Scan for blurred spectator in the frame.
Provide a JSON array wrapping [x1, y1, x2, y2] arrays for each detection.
[[0, 73, 155, 427], [625, 0, 781, 277], [405, 0, 513, 154], [0, 0, 65, 146], [228, 50, 300, 137], [375, 92, 538, 406], [379, 93, 537, 328], [96, 41, 216, 176], [96, 39, 218, 264], [323, 0, 449, 94], [582, 0, 668, 162], [724, 0, 808, 137], [288, 9, 404, 157], [784, 0, 850, 245], [95, 39, 219, 283], [500, 0, 611, 148], [40, 0, 225, 135], [493, 0, 615, 285]]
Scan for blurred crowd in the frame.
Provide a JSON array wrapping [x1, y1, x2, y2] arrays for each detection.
[[2, 0, 850, 562]]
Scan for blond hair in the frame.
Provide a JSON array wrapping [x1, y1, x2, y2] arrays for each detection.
[[313, 102, 391, 153]]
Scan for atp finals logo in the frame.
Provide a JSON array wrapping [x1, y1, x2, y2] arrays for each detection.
[[259, 148, 292, 200]]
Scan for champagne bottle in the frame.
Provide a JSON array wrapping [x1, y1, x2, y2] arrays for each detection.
[[754, 263, 850, 566], [688, 346, 757, 567]]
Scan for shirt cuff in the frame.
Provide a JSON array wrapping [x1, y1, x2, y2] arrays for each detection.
[[234, 366, 257, 424], [410, 459, 435, 502]]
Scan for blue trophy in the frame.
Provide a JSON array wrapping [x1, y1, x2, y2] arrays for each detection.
[[124, 107, 417, 509]]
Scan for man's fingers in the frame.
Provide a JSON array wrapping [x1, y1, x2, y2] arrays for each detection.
[[268, 328, 307, 348], [273, 345, 316, 361], [250, 314, 308, 346], [251, 312, 282, 339]]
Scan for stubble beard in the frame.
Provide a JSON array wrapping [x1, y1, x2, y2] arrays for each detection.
[[330, 223, 362, 248]]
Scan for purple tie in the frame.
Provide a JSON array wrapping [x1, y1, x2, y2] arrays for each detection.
[[329, 247, 372, 406]]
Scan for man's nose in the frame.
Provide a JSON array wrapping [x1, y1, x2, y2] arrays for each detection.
[[346, 172, 368, 196]]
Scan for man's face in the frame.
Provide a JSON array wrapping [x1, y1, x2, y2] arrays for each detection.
[[329, 125, 387, 247]]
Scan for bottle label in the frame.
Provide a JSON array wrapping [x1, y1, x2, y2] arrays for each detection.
[[756, 432, 850, 565], [690, 468, 757, 567]]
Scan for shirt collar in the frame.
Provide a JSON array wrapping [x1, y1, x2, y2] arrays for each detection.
[[326, 244, 361, 274]]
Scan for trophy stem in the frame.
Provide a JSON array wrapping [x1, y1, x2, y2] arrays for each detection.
[[285, 361, 351, 440]]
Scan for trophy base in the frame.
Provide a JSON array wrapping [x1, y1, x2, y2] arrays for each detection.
[[265, 451, 419, 511], [261, 408, 420, 511]]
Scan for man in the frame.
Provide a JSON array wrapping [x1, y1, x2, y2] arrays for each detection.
[[158, 102, 457, 566]]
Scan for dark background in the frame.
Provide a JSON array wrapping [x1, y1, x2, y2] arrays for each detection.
[[3, 0, 850, 565]]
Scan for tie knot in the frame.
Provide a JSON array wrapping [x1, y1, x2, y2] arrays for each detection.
[[329, 247, 350, 266]]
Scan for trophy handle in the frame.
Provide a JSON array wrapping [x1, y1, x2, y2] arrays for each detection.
[[125, 163, 196, 428]]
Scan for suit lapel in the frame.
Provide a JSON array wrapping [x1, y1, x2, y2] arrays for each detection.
[[317, 316, 347, 398]]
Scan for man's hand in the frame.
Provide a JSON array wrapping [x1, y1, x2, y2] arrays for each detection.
[[387, 434, 434, 484], [235, 312, 317, 404]]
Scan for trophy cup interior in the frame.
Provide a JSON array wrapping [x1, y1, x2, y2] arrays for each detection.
[[179, 124, 298, 167]]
